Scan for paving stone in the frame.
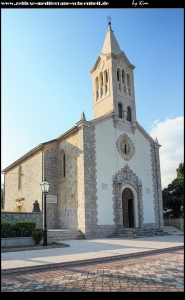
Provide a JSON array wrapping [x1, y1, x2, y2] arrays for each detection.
[[1, 248, 184, 292]]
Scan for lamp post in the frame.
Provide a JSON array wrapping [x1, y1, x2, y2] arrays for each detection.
[[40, 178, 50, 246]]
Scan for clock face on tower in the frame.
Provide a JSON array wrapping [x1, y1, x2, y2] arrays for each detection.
[[117, 134, 135, 160]]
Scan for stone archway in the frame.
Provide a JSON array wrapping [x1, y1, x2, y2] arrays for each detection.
[[122, 188, 134, 228], [112, 164, 143, 229]]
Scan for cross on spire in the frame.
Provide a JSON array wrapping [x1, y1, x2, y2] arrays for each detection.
[[107, 15, 111, 22], [107, 15, 112, 28]]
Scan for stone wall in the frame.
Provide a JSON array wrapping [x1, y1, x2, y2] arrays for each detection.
[[83, 125, 98, 238], [43, 142, 58, 196], [43, 142, 58, 228], [46, 203, 58, 229], [1, 212, 43, 229], [57, 129, 79, 229], [89, 225, 117, 239], [150, 144, 164, 230], [77, 126, 86, 233], [164, 218, 184, 231], [3, 150, 43, 212]]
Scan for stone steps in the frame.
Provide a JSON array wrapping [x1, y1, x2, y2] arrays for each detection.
[[164, 225, 180, 232], [108, 228, 169, 239], [47, 229, 86, 241]]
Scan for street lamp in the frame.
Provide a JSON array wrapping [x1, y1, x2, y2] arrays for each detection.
[[40, 178, 50, 246]]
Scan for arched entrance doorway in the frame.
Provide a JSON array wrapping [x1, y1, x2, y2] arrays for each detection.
[[122, 188, 134, 228]]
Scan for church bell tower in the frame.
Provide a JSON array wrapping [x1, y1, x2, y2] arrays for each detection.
[[90, 18, 137, 133]]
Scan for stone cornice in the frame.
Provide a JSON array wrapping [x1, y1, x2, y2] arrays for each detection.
[[2, 126, 78, 173], [90, 112, 114, 126], [56, 126, 78, 141], [1, 144, 44, 173], [90, 56, 101, 74], [116, 51, 135, 70], [90, 50, 135, 74], [76, 119, 91, 128], [136, 122, 162, 147]]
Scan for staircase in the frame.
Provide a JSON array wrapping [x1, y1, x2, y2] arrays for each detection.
[[108, 227, 170, 239], [47, 229, 86, 241], [163, 225, 183, 234]]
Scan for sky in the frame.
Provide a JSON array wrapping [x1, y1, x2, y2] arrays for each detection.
[[1, 7, 184, 189]]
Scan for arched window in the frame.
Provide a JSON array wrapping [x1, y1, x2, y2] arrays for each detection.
[[122, 69, 125, 84], [18, 165, 22, 190], [104, 69, 108, 93], [105, 70, 108, 83], [95, 76, 99, 100], [127, 107, 131, 122], [117, 68, 120, 81], [59, 151, 66, 179], [117, 68, 121, 91], [118, 103, 122, 119], [62, 153, 65, 178], [100, 71, 103, 96], [126, 73, 131, 96], [122, 69, 126, 93]]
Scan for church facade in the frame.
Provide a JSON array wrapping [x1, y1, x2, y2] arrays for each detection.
[[2, 22, 164, 238]]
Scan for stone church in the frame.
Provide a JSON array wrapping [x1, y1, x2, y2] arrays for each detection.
[[2, 21, 164, 238]]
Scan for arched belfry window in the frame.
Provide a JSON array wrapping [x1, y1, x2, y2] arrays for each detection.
[[117, 68, 121, 91], [126, 73, 131, 96], [104, 69, 108, 93], [127, 107, 131, 122], [105, 70, 108, 83], [121, 70, 125, 84], [95, 76, 99, 100], [100, 71, 103, 96], [117, 68, 120, 81], [118, 103, 123, 119], [122, 69, 126, 93]]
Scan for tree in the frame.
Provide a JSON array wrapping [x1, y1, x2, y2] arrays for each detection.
[[176, 162, 184, 178], [162, 177, 184, 218], [1, 183, 4, 210]]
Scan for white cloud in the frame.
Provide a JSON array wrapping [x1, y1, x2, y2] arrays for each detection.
[[150, 116, 184, 189]]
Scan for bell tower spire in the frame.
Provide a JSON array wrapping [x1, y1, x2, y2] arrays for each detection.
[[90, 18, 137, 134]]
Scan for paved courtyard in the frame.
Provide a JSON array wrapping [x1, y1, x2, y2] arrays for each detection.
[[1, 248, 184, 292]]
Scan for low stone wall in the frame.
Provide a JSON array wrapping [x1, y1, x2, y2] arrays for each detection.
[[1, 236, 56, 247], [1, 212, 43, 229], [164, 218, 184, 231]]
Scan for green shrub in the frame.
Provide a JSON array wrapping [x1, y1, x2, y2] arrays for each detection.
[[11, 223, 21, 237], [1, 221, 37, 238], [15, 221, 36, 237], [31, 229, 44, 245], [1, 222, 12, 238]]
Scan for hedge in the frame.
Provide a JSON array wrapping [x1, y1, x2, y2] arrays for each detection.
[[1, 221, 36, 238]]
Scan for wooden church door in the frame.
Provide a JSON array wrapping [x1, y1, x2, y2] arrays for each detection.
[[122, 188, 134, 228]]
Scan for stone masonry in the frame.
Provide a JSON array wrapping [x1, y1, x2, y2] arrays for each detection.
[[1, 212, 43, 229], [3, 150, 42, 213], [150, 143, 164, 230], [57, 128, 79, 230], [83, 123, 118, 239], [43, 142, 58, 229], [112, 164, 143, 229], [83, 124, 98, 238]]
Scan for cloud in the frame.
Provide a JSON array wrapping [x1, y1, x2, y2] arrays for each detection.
[[150, 116, 184, 189]]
